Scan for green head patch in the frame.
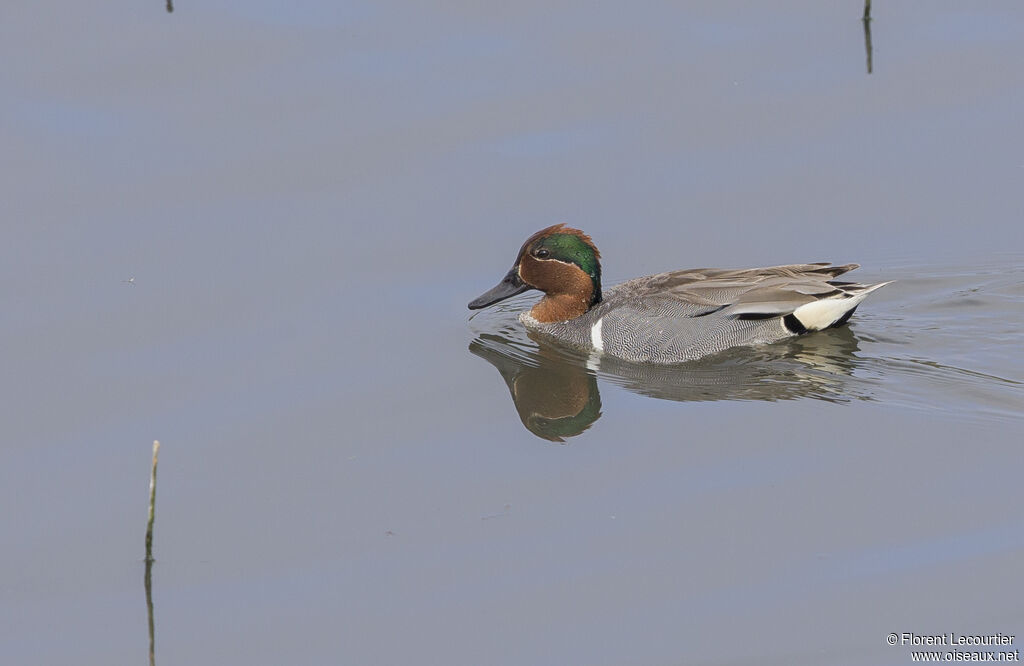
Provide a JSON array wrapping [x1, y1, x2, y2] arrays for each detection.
[[522, 225, 603, 304]]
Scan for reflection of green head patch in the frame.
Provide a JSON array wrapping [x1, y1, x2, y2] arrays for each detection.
[[533, 233, 603, 304]]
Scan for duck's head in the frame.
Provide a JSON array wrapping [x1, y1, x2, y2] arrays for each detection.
[[468, 224, 602, 323]]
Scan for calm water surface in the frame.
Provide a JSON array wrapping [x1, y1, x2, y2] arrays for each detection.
[[1, 2, 1022, 665]]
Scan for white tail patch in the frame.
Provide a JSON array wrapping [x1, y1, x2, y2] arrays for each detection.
[[792, 282, 892, 331], [590, 317, 605, 352]]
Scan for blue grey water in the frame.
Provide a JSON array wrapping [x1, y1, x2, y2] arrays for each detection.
[[1, 2, 1022, 665]]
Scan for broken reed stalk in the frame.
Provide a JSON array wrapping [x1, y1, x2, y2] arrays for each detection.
[[145, 558, 156, 666], [145, 440, 160, 563], [862, 0, 874, 74]]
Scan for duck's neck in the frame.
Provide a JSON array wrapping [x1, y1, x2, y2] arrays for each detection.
[[529, 293, 592, 323]]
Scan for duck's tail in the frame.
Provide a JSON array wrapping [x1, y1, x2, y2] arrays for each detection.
[[787, 281, 893, 333]]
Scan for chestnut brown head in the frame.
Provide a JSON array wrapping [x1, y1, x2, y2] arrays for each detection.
[[468, 224, 602, 321]]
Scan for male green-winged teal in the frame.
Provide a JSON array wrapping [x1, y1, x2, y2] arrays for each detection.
[[468, 224, 890, 364]]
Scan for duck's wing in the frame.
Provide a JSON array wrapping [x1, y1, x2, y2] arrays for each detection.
[[614, 263, 889, 330], [615, 263, 857, 305]]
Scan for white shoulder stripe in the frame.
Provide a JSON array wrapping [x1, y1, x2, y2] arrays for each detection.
[[590, 317, 604, 352]]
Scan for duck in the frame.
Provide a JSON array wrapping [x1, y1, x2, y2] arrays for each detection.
[[468, 224, 890, 364]]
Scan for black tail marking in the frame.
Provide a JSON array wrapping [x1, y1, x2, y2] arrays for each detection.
[[830, 305, 858, 328], [783, 313, 808, 334]]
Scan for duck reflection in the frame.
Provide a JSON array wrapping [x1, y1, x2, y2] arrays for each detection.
[[470, 334, 602, 442], [470, 326, 870, 441]]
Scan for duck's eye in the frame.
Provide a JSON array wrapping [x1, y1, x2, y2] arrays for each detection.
[[535, 248, 550, 259]]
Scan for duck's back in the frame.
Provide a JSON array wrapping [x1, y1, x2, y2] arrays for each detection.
[[524, 263, 888, 364]]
